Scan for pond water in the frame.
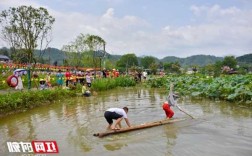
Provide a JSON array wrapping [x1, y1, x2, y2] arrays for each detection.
[[0, 87, 252, 156]]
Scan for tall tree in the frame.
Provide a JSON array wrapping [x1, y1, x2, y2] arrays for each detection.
[[0, 47, 9, 56], [171, 61, 181, 74], [62, 44, 85, 67], [163, 62, 172, 73], [164, 61, 181, 74], [149, 62, 158, 75], [85, 34, 106, 71], [0, 5, 55, 63], [222, 55, 237, 69], [62, 33, 106, 69], [140, 56, 156, 69], [0, 5, 55, 88], [116, 53, 138, 72]]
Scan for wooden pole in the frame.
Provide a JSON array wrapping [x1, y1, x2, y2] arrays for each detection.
[[176, 105, 194, 119], [93, 118, 186, 138], [169, 83, 194, 119]]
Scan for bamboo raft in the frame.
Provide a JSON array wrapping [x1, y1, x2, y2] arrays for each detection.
[[93, 118, 187, 138]]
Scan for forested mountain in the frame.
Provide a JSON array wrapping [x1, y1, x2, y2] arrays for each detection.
[[34, 47, 66, 65], [106, 54, 121, 63], [36, 48, 121, 65], [236, 54, 252, 64], [160, 56, 181, 63], [161, 55, 223, 67], [1, 47, 251, 67]]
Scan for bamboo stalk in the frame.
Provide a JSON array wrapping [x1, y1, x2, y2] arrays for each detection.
[[93, 118, 186, 138], [176, 105, 194, 119]]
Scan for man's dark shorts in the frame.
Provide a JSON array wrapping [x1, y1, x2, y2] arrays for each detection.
[[104, 111, 123, 124]]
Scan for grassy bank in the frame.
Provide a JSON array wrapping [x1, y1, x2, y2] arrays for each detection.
[[0, 88, 77, 118], [0, 76, 136, 118]]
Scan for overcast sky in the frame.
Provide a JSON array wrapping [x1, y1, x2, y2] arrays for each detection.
[[0, 0, 252, 58]]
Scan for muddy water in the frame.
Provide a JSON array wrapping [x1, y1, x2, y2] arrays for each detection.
[[0, 87, 251, 156]]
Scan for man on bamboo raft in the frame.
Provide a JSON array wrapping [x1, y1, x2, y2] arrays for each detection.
[[104, 107, 131, 130]]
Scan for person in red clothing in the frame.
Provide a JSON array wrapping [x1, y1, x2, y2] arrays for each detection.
[[65, 69, 71, 87], [115, 69, 119, 77], [163, 83, 179, 119], [162, 101, 174, 119]]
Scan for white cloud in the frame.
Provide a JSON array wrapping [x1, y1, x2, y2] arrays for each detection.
[[190, 5, 208, 16], [102, 8, 115, 18], [51, 4, 252, 58], [150, 4, 252, 57], [45, 6, 150, 57], [0, 1, 252, 58]]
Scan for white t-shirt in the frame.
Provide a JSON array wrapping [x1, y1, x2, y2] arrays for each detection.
[[107, 108, 128, 118], [143, 71, 147, 77], [86, 75, 91, 83]]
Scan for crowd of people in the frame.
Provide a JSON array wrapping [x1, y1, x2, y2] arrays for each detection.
[[3, 67, 152, 96], [33, 68, 150, 89]]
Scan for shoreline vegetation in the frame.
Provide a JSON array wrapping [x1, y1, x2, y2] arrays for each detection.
[[0, 88, 76, 118], [147, 74, 252, 103], [1, 74, 252, 118], [0, 76, 137, 118]]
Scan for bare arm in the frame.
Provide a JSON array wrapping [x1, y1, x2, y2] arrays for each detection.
[[124, 118, 131, 127]]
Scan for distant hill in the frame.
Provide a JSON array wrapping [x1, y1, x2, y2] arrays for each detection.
[[34, 48, 120, 65], [161, 56, 181, 63], [106, 54, 121, 63], [34, 47, 66, 65], [1, 47, 251, 67], [236, 53, 252, 65], [161, 55, 223, 67], [33, 49, 226, 67]]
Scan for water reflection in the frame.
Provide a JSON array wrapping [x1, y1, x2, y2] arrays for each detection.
[[163, 124, 178, 156], [188, 97, 252, 118], [104, 142, 127, 151]]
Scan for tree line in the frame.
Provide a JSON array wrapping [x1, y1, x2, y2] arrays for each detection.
[[1, 5, 251, 77]]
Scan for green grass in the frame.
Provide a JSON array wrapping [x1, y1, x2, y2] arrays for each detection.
[[91, 76, 136, 91], [0, 88, 77, 116]]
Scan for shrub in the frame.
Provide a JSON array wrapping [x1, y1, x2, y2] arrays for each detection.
[[91, 76, 136, 91]]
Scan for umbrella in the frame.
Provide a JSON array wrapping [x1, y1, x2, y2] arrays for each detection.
[[13, 69, 27, 76]]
